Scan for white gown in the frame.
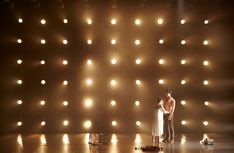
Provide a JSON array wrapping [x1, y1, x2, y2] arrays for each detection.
[[152, 107, 164, 137]]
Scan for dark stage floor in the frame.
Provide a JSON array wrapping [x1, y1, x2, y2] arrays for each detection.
[[0, 133, 234, 153]]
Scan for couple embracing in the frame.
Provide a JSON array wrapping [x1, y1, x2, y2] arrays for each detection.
[[152, 89, 176, 146]]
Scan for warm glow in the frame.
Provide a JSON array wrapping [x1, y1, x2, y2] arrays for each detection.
[[63, 18, 68, 23], [17, 39, 22, 43], [159, 39, 164, 44], [111, 58, 117, 65], [158, 79, 164, 85], [17, 59, 22, 64], [181, 40, 186, 45], [135, 134, 141, 144], [135, 101, 140, 106], [181, 80, 186, 85], [63, 101, 68, 106], [41, 39, 46, 44], [63, 60, 68, 65], [63, 80, 68, 86], [110, 80, 117, 86], [180, 19, 186, 24], [17, 100, 22, 105], [135, 80, 141, 86], [203, 80, 209, 86], [40, 100, 45, 106], [204, 101, 209, 106], [111, 134, 118, 144], [136, 121, 141, 126], [63, 39, 68, 44], [87, 59, 93, 65], [157, 18, 164, 25], [87, 39, 92, 44], [158, 59, 165, 65], [17, 121, 22, 126], [111, 100, 116, 106], [203, 60, 209, 66], [204, 20, 209, 24], [18, 18, 23, 23], [84, 120, 92, 129], [86, 79, 93, 85], [41, 80, 46, 85], [134, 39, 141, 45], [112, 121, 117, 126], [63, 134, 69, 145], [203, 40, 209, 45], [87, 18, 92, 24], [84, 98, 93, 108], [63, 120, 69, 126], [111, 18, 117, 25], [135, 58, 142, 65], [203, 121, 209, 126], [181, 120, 187, 125], [40, 60, 45, 65], [181, 100, 186, 105], [111, 39, 117, 45], [41, 121, 46, 126], [40, 19, 46, 24], [17, 80, 22, 84], [40, 135, 47, 145], [181, 59, 186, 65], [135, 19, 141, 25]]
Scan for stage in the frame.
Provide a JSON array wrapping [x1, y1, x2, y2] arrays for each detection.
[[0, 133, 234, 153]]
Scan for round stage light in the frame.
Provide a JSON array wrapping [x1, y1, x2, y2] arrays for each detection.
[[40, 79, 46, 85], [157, 18, 164, 25], [111, 39, 117, 45], [111, 18, 117, 25], [17, 59, 22, 64], [180, 19, 186, 24], [63, 60, 68, 65], [86, 79, 93, 85], [181, 120, 187, 125], [17, 80, 22, 84], [63, 39, 68, 44], [84, 120, 92, 129], [136, 121, 141, 126], [17, 100, 22, 105], [135, 80, 141, 86], [63, 120, 69, 126], [18, 18, 23, 23], [63, 101, 68, 106], [111, 58, 117, 65], [41, 39, 46, 44], [63, 80, 68, 86], [204, 20, 209, 24], [158, 79, 164, 85], [203, 121, 209, 126], [135, 58, 142, 65], [135, 19, 141, 25], [17, 121, 22, 126], [84, 98, 93, 108], [134, 39, 141, 45], [111, 100, 116, 106], [181, 59, 186, 65], [203, 60, 209, 66], [112, 121, 117, 126], [87, 39, 92, 44], [17, 39, 22, 44], [158, 59, 165, 65], [181, 80, 186, 85], [204, 101, 209, 106], [159, 39, 164, 44], [181, 100, 186, 105], [181, 40, 186, 45], [40, 100, 45, 105], [203, 40, 209, 45], [40, 60, 45, 65], [87, 59, 93, 65], [203, 80, 209, 86], [63, 18, 68, 23], [87, 18, 92, 24], [135, 101, 140, 106], [40, 19, 46, 24], [110, 80, 117, 86], [41, 121, 46, 126]]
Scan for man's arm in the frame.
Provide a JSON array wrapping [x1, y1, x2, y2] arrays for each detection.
[[168, 99, 176, 120]]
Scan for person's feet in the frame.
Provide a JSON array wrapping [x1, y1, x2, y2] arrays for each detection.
[[169, 139, 175, 143]]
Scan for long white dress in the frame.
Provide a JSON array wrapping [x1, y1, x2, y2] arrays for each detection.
[[152, 106, 164, 137]]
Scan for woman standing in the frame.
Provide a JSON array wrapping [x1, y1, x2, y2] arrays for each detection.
[[152, 98, 169, 146]]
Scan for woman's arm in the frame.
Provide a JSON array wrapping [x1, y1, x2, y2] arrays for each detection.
[[159, 104, 169, 114]]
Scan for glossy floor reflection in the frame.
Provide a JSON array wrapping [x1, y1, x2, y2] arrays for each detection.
[[0, 133, 234, 153]]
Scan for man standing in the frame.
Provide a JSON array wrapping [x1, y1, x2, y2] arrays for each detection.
[[162, 89, 176, 143]]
